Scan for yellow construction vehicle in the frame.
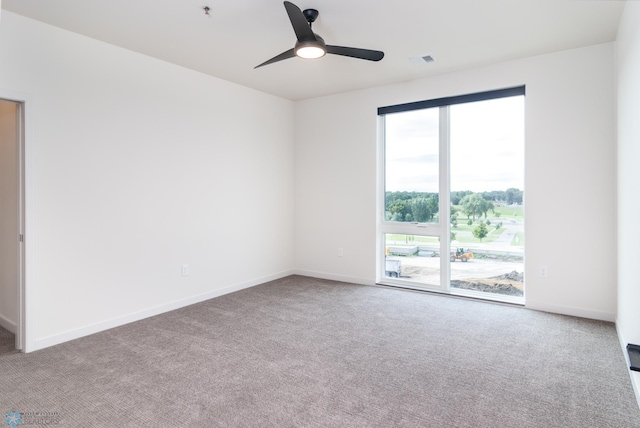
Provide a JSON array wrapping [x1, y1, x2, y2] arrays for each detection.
[[450, 248, 473, 262]]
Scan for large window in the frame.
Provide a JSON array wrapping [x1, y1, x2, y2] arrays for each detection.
[[378, 87, 525, 303]]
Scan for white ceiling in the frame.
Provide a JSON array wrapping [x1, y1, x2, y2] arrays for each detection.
[[1, 0, 625, 101]]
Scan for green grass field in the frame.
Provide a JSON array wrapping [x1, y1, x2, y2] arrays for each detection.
[[386, 204, 521, 246], [492, 205, 524, 220], [511, 231, 525, 246], [386, 227, 506, 245], [452, 204, 523, 221]]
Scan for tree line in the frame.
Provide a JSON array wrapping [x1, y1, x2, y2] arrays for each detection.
[[450, 188, 523, 205], [386, 192, 439, 222], [386, 188, 523, 223]]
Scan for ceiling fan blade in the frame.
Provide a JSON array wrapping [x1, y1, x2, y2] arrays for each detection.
[[254, 49, 296, 69], [284, 1, 316, 42], [326, 45, 385, 62]]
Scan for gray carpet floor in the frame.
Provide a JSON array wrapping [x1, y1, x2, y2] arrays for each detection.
[[1, 275, 639, 427], [0, 325, 15, 356]]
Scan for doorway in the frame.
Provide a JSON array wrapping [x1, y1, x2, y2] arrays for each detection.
[[0, 98, 24, 353]]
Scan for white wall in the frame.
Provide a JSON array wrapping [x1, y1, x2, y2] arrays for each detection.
[[0, 12, 295, 351], [0, 100, 18, 334], [616, 0, 640, 406], [0, 8, 622, 352], [295, 43, 617, 321]]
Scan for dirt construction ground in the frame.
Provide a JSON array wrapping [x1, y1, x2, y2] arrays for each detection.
[[388, 256, 524, 296]]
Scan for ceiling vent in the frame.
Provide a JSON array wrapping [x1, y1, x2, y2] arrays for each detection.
[[410, 55, 435, 64]]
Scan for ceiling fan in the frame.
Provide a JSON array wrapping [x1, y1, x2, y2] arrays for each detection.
[[255, 1, 384, 69]]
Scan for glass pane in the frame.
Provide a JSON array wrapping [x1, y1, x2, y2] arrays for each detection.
[[449, 96, 524, 298], [384, 108, 439, 224], [384, 233, 440, 287]]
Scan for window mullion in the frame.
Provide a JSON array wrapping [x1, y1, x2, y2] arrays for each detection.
[[439, 106, 451, 290]]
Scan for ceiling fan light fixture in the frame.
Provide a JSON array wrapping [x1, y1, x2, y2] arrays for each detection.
[[295, 39, 326, 59], [296, 45, 326, 59]]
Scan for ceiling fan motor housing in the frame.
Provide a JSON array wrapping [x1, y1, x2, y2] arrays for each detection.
[[302, 9, 319, 23]]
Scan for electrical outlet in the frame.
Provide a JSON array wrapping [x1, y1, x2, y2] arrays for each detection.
[[337, 248, 344, 257], [539, 265, 548, 278], [181, 265, 189, 276]]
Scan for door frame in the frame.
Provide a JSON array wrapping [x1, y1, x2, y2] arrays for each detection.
[[1, 89, 33, 352]]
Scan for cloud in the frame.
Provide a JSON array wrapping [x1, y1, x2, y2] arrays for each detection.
[[383, 95, 524, 194]]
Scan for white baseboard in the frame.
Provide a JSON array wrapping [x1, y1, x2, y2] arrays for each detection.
[[525, 300, 615, 322], [295, 275, 617, 320], [295, 274, 618, 321], [616, 323, 640, 410], [0, 313, 17, 334], [32, 270, 295, 352], [293, 269, 375, 287]]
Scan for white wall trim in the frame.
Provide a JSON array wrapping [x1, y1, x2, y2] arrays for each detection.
[[293, 269, 374, 286], [525, 300, 615, 322], [0, 313, 16, 335], [616, 322, 640, 410], [32, 270, 294, 352]]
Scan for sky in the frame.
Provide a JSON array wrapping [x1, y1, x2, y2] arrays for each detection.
[[385, 95, 524, 193]]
